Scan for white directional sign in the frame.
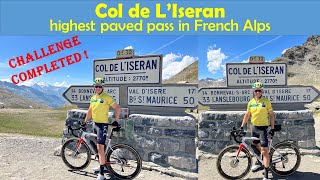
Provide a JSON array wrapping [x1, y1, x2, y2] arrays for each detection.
[[262, 86, 320, 103], [94, 55, 161, 85], [198, 86, 320, 105], [128, 86, 198, 107], [63, 86, 120, 104], [226, 63, 287, 86], [199, 88, 252, 105]]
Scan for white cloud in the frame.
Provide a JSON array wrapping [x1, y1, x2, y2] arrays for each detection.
[[0, 78, 11, 82], [124, 46, 133, 49], [66, 75, 70, 78], [242, 59, 249, 63], [207, 47, 228, 74], [19, 79, 36, 86], [54, 81, 69, 87], [282, 48, 288, 54], [162, 53, 181, 69], [162, 53, 197, 80]]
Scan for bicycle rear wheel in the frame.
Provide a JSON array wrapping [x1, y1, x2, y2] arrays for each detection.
[[61, 138, 91, 170], [270, 141, 301, 176], [217, 145, 252, 180], [106, 144, 142, 179]]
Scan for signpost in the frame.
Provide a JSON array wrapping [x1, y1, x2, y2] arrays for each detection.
[[94, 55, 162, 84], [198, 86, 320, 105], [63, 85, 120, 104], [199, 56, 320, 110], [262, 86, 320, 103], [116, 49, 134, 59], [128, 86, 198, 108], [226, 63, 287, 86]]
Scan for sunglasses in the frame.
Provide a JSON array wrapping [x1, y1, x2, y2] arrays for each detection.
[[254, 90, 262, 93], [94, 85, 103, 88]]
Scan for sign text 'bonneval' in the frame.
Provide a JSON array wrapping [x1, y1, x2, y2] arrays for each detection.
[[63, 85, 120, 104], [199, 88, 252, 105]]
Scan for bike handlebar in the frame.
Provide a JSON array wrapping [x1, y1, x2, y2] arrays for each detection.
[[67, 122, 121, 138], [229, 126, 278, 144], [230, 127, 246, 143]]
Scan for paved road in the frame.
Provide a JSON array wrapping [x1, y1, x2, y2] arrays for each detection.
[[0, 134, 185, 180]]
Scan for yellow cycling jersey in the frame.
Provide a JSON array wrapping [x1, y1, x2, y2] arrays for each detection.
[[247, 96, 273, 126], [90, 92, 115, 123]]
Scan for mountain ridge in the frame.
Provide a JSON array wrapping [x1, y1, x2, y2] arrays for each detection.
[[0, 80, 66, 108], [164, 61, 198, 84]]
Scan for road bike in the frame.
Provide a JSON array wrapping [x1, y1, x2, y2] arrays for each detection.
[[60, 121, 142, 180], [216, 125, 301, 179]]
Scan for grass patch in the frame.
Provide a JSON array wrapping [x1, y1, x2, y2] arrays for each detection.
[[0, 109, 68, 138], [53, 105, 77, 111], [198, 105, 210, 111]]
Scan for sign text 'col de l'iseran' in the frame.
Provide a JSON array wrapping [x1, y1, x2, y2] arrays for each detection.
[[226, 63, 287, 86], [94, 55, 161, 84]]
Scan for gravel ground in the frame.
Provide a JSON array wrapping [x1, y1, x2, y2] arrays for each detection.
[[199, 155, 320, 180], [0, 134, 185, 180]]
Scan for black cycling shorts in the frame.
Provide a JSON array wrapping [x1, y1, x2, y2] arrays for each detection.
[[252, 126, 268, 147], [93, 122, 108, 145]]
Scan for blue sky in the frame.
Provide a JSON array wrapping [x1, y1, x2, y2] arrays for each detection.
[[0, 35, 198, 87], [198, 35, 309, 80]]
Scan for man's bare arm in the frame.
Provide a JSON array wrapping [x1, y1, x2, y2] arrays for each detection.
[[111, 103, 121, 121], [241, 111, 251, 128]]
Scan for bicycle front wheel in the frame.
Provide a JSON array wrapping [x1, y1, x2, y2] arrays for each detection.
[[270, 141, 301, 176], [217, 145, 252, 180], [106, 144, 142, 179], [61, 138, 91, 170]]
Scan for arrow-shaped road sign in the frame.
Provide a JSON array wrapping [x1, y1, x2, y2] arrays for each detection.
[[198, 86, 320, 105], [63, 85, 120, 104], [128, 86, 198, 108]]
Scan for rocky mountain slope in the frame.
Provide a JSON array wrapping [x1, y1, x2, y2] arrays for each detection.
[[273, 35, 320, 88], [163, 61, 198, 84]]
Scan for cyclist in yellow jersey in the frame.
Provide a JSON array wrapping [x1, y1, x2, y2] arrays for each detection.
[[240, 82, 275, 180], [82, 77, 121, 180]]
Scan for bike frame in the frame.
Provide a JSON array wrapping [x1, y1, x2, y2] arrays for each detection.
[[236, 136, 286, 165], [74, 128, 118, 165]]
